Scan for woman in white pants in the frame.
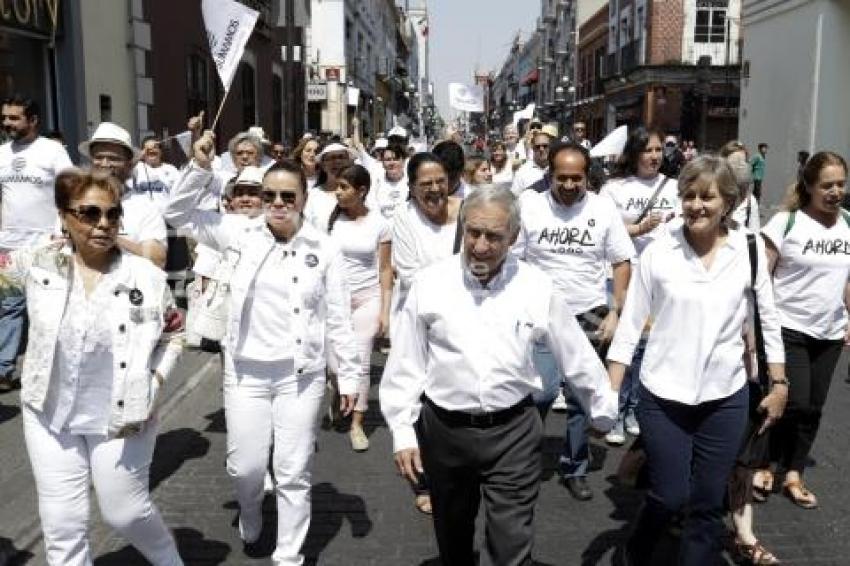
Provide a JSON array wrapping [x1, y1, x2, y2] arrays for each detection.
[[165, 132, 360, 565], [326, 164, 393, 451], [0, 169, 184, 566]]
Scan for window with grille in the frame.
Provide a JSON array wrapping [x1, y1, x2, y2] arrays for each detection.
[[695, 1, 728, 44]]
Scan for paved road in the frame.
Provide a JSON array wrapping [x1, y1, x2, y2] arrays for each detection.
[[2, 350, 850, 565]]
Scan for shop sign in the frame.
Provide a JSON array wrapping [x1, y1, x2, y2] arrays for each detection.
[[307, 82, 328, 102], [708, 106, 739, 118], [0, 0, 61, 39]]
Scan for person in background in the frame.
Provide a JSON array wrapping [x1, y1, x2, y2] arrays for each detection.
[[727, 152, 761, 232], [0, 94, 73, 391], [291, 136, 321, 190], [490, 140, 514, 186], [599, 126, 680, 445], [761, 151, 850, 511], [503, 123, 522, 164], [512, 126, 555, 195], [4, 168, 184, 565], [326, 164, 393, 451], [514, 142, 634, 501], [270, 141, 288, 164], [432, 140, 469, 199], [609, 156, 786, 565], [462, 155, 492, 189], [166, 131, 361, 564], [659, 134, 686, 178], [750, 143, 768, 201], [304, 143, 355, 230], [129, 136, 180, 214], [572, 121, 592, 150]]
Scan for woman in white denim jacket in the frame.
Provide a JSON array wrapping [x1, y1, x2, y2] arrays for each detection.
[[165, 132, 360, 565], [0, 169, 184, 566]]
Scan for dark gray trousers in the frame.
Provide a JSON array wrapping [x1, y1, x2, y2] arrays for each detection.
[[416, 400, 543, 566]]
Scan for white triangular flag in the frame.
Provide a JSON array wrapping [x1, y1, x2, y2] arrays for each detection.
[[202, 0, 260, 91], [590, 126, 628, 158]]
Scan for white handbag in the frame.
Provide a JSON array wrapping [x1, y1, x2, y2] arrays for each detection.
[[191, 247, 241, 342]]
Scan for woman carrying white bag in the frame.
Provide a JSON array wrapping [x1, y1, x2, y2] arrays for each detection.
[[165, 131, 361, 565]]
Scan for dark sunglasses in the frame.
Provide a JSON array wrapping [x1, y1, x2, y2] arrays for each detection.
[[533, 144, 550, 151], [261, 190, 299, 205], [65, 205, 122, 226], [232, 186, 262, 198]]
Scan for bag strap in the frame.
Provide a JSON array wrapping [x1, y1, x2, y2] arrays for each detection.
[[745, 195, 752, 226], [633, 176, 670, 225], [783, 210, 796, 236], [746, 233, 770, 392], [452, 203, 463, 254]]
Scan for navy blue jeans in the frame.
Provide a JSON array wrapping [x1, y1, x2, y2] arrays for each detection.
[[627, 384, 748, 565], [0, 293, 26, 378]]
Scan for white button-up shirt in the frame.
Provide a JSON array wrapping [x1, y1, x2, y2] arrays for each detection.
[[608, 226, 785, 405], [380, 254, 618, 452]]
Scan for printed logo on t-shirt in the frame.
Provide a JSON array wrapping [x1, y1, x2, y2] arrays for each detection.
[[11, 156, 25, 172], [625, 197, 674, 211], [801, 238, 850, 256], [134, 179, 170, 194], [537, 222, 597, 255]]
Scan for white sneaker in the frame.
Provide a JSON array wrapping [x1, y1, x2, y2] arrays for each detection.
[[263, 471, 275, 494], [625, 413, 641, 436], [605, 423, 626, 446], [551, 390, 568, 412]]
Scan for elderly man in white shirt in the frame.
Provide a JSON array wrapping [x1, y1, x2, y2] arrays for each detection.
[[380, 185, 619, 566], [511, 127, 555, 196]]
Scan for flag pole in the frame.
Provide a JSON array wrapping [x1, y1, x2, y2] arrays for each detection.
[[210, 88, 232, 131]]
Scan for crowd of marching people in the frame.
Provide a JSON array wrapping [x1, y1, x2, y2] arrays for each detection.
[[1, 89, 849, 566]]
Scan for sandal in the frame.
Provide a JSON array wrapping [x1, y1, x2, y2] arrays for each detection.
[[735, 538, 781, 565], [752, 470, 774, 503], [414, 494, 433, 515], [783, 479, 818, 509]]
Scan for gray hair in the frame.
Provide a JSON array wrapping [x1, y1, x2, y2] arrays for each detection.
[[228, 132, 263, 158], [460, 185, 521, 236], [725, 153, 752, 204], [678, 154, 739, 222]]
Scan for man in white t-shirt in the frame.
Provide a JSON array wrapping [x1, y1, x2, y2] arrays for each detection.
[[78, 123, 167, 268], [0, 94, 73, 387], [512, 128, 554, 196], [127, 136, 179, 214], [513, 141, 634, 502]]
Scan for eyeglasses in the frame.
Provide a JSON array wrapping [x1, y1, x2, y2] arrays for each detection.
[[574, 127, 585, 132], [65, 205, 123, 226], [261, 190, 299, 205], [232, 186, 262, 198]]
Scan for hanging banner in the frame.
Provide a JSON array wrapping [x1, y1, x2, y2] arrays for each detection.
[[347, 87, 360, 107], [202, 0, 260, 91], [448, 83, 485, 113]]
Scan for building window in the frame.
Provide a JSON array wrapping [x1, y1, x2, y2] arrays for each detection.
[[695, 1, 728, 44], [187, 54, 209, 117], [241, 63, 256, 129]]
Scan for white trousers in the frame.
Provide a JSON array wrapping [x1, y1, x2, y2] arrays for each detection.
[[327, 285, 381, 412], [23, 407, 183, 566], [223, 356, 324, 566]]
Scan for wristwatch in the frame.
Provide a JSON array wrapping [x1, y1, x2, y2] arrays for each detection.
[[770, 377, 789, 387]]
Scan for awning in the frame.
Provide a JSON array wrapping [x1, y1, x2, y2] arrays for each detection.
[[521, 69, 539, 86]]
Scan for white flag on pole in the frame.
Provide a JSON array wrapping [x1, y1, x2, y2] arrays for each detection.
[[448, 83, 485, 113], [512, 103, 536, 126], [174, 131, 193, 158], [347, 87, 360, 107], [590, 125, 628, 158], [202, 0, 260, 92]]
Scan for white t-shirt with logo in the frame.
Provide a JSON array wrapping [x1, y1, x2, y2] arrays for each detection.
[[599, 174, 679, 256], [367, 176, 409, 220], [0, 137, 73, 248], [514, 190, 635, 314], [761, 210, 850, 340], [327, 210, 391, 293], [127, 162, 179, 214]]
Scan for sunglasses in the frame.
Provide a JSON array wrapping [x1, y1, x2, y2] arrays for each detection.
[[533, 144, 550, 151], [65, 205, 123, 226], [261, 190, 299, 205], [232, 186, 262, 198]]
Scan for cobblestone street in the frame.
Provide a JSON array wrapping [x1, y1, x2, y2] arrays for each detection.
[[2, 351, 849, 565]]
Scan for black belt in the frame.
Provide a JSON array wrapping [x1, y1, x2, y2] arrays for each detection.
[[422, 394, 533, 428]]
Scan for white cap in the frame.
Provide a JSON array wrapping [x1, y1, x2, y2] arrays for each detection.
[[374, 138, 389, 149], [247, 126, 270, 145], [540, 123, 559, 139], [79, 122, 140, 159], [317, 143, 357, 161], [388, 126, 408, 138], [234, 165, 264, 187]]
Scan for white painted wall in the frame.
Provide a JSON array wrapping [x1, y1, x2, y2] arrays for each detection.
[[79, 0, 137, 140], [739, 0, 850, 212]]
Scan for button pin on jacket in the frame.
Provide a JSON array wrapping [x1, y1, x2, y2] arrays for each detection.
[[128, 288, 144, 305]]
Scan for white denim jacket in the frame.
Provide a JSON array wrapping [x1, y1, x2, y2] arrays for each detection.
[[0, 245, 184, 433], [165, 164, 361, 394]]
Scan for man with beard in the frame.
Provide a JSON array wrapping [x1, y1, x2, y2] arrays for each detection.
[[381, 185, 618, 565], [79, 123, 167, 268], [513, 125, 557, 195], [514, 142, 635, 501], [0, 94, 73, 390]]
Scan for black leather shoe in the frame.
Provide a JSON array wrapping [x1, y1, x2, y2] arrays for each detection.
[[564, 476, 593, 501]]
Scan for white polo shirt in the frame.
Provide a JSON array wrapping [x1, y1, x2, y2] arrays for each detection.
[[761, 210, 850, 340], [514, 190, 635, 314]]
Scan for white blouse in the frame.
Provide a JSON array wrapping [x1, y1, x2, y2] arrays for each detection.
[[608, 226, 785, 405]]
